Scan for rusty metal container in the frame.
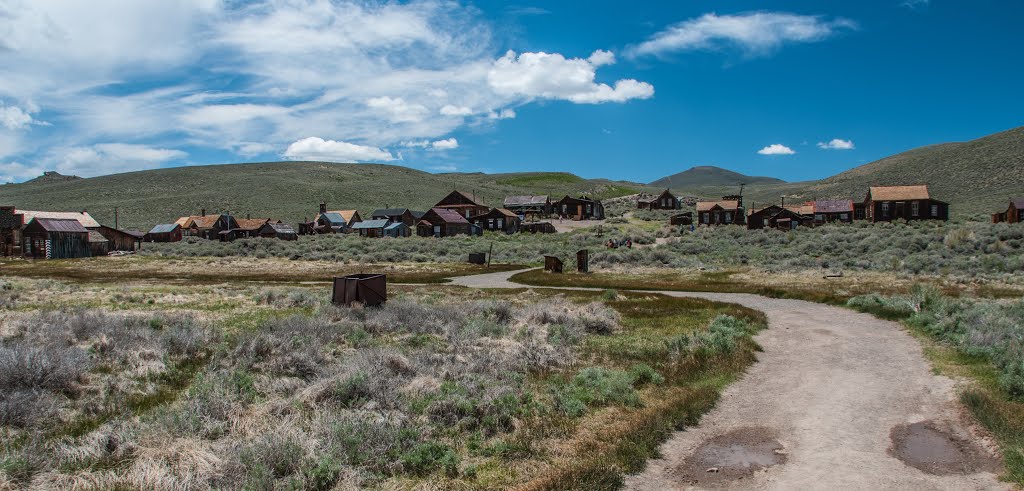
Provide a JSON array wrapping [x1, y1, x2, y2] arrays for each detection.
[[576, 249, 589, 273], [468, 252, 486, 265], [332, 273, 387, 306]]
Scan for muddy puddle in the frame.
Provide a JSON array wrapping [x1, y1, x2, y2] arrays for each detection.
[[889, 421, 999, 475], [673, 427, 786, 486]]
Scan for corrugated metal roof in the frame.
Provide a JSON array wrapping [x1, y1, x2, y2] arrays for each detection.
[[149, 223, 180, 234], [29, 217, 88, 233], [235, 218, 270, 230], [869, 185, 931, 201], [269, 223, 296, 234], [371, 208, 409, 217], [696, 200, 740, 212], [504, 195, 548, 206], [384, 222, 406, 230], [328, 210, 360, 224], [319, 212, 347, 225], [352, 219, 390, 229], [429, 207, 470, 224], [17, 210, 100, 228], [813, 199, 854, 214]]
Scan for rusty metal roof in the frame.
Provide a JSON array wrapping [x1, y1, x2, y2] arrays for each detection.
[[235, 218, 270, 230], [1011, 198, 1024, 209], [29, 217, 88, 233], [17, 209, 100, 228], [868, 185, 931, 201], [327, 210, 360, 224], [429, 207, 470, 224], [504, 195, 548, 206], [813, 199, 854, 214], [696, 200, 740, 212]]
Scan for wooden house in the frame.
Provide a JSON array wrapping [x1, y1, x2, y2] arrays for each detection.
[[314, 212, 348, 233], [257, 222, 298, 240], [503, 196, 551, 217], [637, 189, 681, 210], [555, 195, 605, 220], [810, 200, 854, 224], [863, 185, 948, 222], [992, 198, 1024, 224], [696, 199, 744, 226], [747, 205, 812, 230], [145, 223, 183, 242], [175, 211, 239, 239], [417, 207, 476, 237], [352, 219, 391, 238], [669, 212, 693, 226], [16, 209, 100, 229], [384, 222, 412, 238], [88, 230, 110, 256], [471, 208, 521, 233], [235, 217, 271, 238], [22, 218, 91, 259], [97, 226, 143, 252], [371, 208, 418, 226], [434, 190, 489, 219]]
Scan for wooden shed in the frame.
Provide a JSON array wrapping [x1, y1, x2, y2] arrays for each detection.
[[97, 226, 144, 252], [669, 212, 693, 226], [352, 219, 391, 238], [863, 185, 948, 222], [416, 208, 475, 237], [257, 222, 298, 240], [383, 221, 411, 238], [22, 218, 91, 259], [696, 199, 745, 226], [810, 199, 854, 224], [371, 208, 418, 227], [470, 208, 521, 233], [993, 198, 1024, 224], [145, 223, 183, 242], [503, 195, 551, 217]]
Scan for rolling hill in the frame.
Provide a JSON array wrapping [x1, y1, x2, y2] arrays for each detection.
[[649, 166, 785, 189], [0, 162, 646, 230], [2, 125, 1021, 228]]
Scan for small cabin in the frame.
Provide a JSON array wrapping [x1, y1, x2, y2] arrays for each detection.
[[257, 222, 298, 240], [503, 196, 551, 217], [863, 185, 948, 222], [555, 195, 604, 220], [992, 199, 1024, 224], [637, 189, 681, 210], [470, 208, 521, 233], [417, 207, 476, 237], [145, 223, 183, 242], [371, 208, 418, 227], [696, 199, 744, 226], [811, 200, 854, 224], [434, 190, 489, 219], [97, 226, 144, 252], [23, 218, 91, 259]]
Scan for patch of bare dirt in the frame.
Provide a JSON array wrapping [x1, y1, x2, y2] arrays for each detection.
[[673, 427, 786, 487], [889, 421, 1000, 476]]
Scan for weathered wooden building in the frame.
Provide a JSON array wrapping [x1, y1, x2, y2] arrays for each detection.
[[145, 223, 183, 242], [669, 212, 693, 226], [384, 222, 412, 238], [555, 195, 605, 220], [371, 208, 419, 226], [863, 185, 948, 222], [811, 199, 854, 224], [235, 217, 271, 238], [16, 209, 100, 229], [747, 205, 811, 230], [257, 222, 298, 240], [175, 211, 239, 239], [696, 198, 745, 226], [520, 222, 557, 234], [0, 206, 22, 256], [637, 189, 681, 210], [503, 196, 551, 217], [992, 198, 1024, 223], [470, 208, 521, 233], [97, 226, 144, 252], [434, 191, 489, 219], [417, 207, 476, 237], [352, 219, 392, 238], [23, 218, 91, 259]]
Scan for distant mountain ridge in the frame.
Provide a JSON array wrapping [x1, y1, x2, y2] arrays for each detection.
[[649, 166, 785, 190], [24, 171, 81, 184]]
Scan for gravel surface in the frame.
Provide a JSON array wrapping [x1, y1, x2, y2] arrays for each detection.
[[449, 268, 1008, 490]]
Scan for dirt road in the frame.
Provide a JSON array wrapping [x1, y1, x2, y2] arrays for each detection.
[[449, 269, 1008, 490]]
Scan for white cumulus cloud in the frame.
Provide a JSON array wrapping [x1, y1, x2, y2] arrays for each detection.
[[488, 50, 653, 104], [440, 105, 474, 116], [817, 138, 855, 150], [430, 138, 458, 150], [284, 137, 395, 162], [758, 143, 796, 155], [630, 12, 856, 58], [0, 103, 40, 130]]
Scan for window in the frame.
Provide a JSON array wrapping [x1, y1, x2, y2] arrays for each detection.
[[497, 218, 504, 229], [881, 202, 890, 217], [488, 219, 495, 229], [725, 213, 732, 224], [815, 214, 824, 221], [840, 213, 848, 221], [911, 201, 919, 217], [702, 213, 709, 224], [931, 205, 938, 217]]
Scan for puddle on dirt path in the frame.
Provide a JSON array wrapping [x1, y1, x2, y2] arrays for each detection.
[[889, 421, 999, 475], [673, 427, 786, 486]]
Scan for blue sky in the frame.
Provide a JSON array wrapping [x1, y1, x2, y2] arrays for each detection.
[[1, 0, 1021, 184]]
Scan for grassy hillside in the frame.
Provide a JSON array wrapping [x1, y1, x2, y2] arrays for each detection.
[[0, 162, 646, 229], [649, 165, 785, 189]]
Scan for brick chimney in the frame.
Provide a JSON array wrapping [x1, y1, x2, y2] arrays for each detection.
[[201, 208, 206, 217]]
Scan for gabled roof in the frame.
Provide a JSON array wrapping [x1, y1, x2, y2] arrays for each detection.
[[436, 190, 486, 207], [371, 208, 409, 217], [28, 217, 88, 233], [411, 211, 425, 219], [352, 219, 391, 229], [868, 185, 931, 201], [327, 210, 360, 224], [696, 200, 740, 212], [148, 223, 180, 234], [504, 195, 549, 206], [17, 210, 99, 228], [427, 207, 470, 224], [1010, 198, 1024, 209], [384, 222, 407, 230], [189, 215, 223, 229], [319, 212, 347, 225], [267, 223, 296, 234], [88, 230, 109, 243], [813, 199, 854, 214], [235, 218, 270, 231]]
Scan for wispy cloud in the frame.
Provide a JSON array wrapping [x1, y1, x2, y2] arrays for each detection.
[[817, 138, 855, 150], [901, 0, 930, 9], [629, 12, 857, 58], [758, 143, 796, 155]]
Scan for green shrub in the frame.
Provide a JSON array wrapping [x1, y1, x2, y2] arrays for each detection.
[[401, 442, 460, 477]]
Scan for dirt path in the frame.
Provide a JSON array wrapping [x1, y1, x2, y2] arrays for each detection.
[[449, 269, 1009, 490]]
